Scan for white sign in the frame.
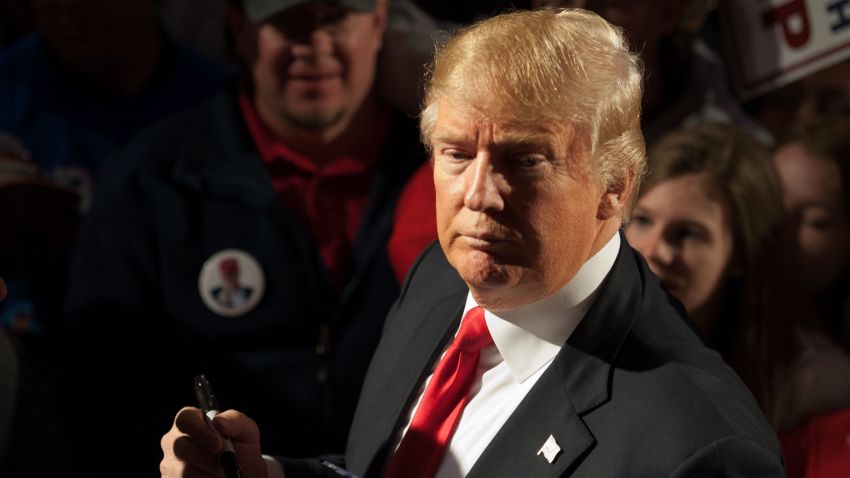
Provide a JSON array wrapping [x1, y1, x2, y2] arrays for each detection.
[[722, 0, 850, 97]]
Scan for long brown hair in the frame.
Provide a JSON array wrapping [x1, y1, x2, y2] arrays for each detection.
[[641, 122, 803, 427], [777, 116, 850, 345]]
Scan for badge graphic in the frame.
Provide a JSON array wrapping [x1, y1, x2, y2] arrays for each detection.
[[537, 434, 562, 464], [199, 249, 265, 317]]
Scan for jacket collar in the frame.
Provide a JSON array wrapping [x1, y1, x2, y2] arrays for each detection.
[[467, 231, 643, 477], [170, 90, 279, 211], [359, 232, 644, 477]]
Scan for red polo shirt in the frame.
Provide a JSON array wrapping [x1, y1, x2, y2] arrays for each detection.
[[238, 93, 387, 288]]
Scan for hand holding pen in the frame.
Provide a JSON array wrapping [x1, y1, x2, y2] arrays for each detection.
[[194, 375, 243, 478], [159, 376, 267, 478]]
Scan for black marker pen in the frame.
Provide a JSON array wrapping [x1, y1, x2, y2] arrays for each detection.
[[194, 374, 242, 478]]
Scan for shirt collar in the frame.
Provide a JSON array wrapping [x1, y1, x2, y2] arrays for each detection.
[[463, 233, 620, 383], [237, 90, 387, 175]]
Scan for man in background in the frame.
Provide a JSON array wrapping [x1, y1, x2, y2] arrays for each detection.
[[64, 0, 425, 476]]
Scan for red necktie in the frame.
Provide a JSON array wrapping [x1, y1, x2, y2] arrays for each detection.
[[384, 306, 494, 478]]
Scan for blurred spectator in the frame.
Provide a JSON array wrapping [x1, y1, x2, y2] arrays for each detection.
[[625, 123, 850, 433], [781, 408, 850, 478], [774, 117, 850, 350], [750, 59, 850, 140], [0, 276, 17, 468], [533, 0, 766, 145], [376, 0, 454, 115], [411, 0, 531, 23], [388, 161, 436, 282], [158, 0, 232, 63], [0, 0, 232, 210], [0, 136, 77, 477], [0, 132, 78, 338], [0, 0, 33, 46], [62, 0, 426, 476]]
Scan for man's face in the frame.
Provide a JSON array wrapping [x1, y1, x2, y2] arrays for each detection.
[[245, 2, 386, 132], [432, 99, 609, 311]]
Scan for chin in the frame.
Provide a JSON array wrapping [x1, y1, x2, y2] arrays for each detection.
[[451, 251, 518, 289]]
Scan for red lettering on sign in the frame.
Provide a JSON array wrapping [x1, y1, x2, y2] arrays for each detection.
[[762, 0, 811, 49]]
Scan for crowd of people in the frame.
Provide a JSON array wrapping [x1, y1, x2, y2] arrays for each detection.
[[0, 0, 849, 477]]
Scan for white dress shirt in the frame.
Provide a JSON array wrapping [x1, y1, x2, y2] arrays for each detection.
[[396, 233, 620, 478], [270, 234, 620, 478]]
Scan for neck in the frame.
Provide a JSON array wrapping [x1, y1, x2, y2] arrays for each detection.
[[691, 291, 725, 337], [256, 93, 385, 166]]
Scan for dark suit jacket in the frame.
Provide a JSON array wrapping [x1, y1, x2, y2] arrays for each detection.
[[285, 236, 785, 477]]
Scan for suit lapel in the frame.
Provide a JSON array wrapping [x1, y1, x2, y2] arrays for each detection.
[[468, 234, 644, 477], [355, 288, 467, 476], [466, 359, 596, 478]]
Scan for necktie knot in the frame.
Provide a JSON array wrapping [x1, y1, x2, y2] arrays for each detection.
[[454, 307, 493, 352]]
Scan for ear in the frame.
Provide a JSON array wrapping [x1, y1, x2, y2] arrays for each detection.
[[371, 0, 390, 48], [226, 2, 258, 66], [597, 169, 636, 221]]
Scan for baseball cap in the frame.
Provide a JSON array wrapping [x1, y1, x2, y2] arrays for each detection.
[[244, 0, 377, 22]]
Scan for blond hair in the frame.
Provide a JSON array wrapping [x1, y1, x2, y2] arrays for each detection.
[[420, 8, 646, 209]]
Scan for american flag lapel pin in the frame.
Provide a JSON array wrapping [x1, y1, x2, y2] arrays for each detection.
[[537, 434, 562, 464]]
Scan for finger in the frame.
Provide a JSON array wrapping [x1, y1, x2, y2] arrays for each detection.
[[171, 435, 223, 475], [174, 406, 223, 453], [211, 409, 261, 445], [160, 457, 225, 478], [211, 409, 267, 477], [184, 462, 226, 478]]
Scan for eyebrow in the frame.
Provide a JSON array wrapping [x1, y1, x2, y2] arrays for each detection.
[[431, 130, 561, 148]]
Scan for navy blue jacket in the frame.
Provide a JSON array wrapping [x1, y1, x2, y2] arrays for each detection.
[[62, 90, 425, 477]]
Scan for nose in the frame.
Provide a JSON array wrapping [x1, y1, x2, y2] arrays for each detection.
[[291, 28, 334, 58], [646, 233, 675, 270], [463, 156, 505, 212], [631, 228, 674, 270]]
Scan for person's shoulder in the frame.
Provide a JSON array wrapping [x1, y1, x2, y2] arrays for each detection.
[[606, 329, 782, 470], [609, 246, 779, 455], [0, 35, 42, 122], [161, 38, 235, 94], [96, 90, 240, 187], [396, 242, 461, 301], [782, 331, 850, 428], [0, 34, 39, 68]]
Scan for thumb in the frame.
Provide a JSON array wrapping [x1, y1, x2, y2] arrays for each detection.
[[211, 409, 261, 445], [211, 409, 268, 478]]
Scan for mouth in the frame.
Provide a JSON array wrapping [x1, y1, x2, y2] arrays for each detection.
[[657, 275, 683, 295], [458, 232, 512, 250], [288, 73, 341, 85]]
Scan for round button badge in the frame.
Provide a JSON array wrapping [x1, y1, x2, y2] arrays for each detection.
[[198, 249, 265, 317]]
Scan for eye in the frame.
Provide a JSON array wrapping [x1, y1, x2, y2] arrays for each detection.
[[630, 213, 652, 228], [442, 149, 474, 162], [801, 209, 835, 231], [674, 225, 707, 243], [510, 153, 548, 171]]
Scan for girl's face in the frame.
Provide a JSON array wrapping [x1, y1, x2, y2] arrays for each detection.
[[626, 173, 734, 330], [774, 143, 850, 294]]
